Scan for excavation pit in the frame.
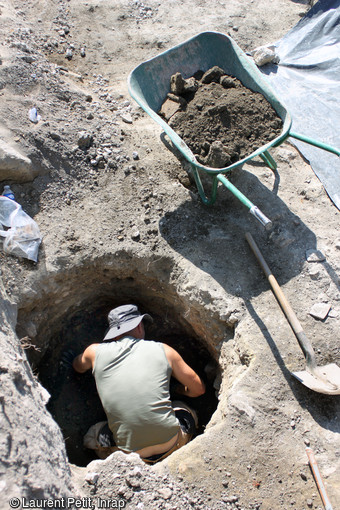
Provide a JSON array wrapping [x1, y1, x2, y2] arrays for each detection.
[[18, 265, 222, 467]]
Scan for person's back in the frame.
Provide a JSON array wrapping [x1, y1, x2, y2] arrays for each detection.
[[72, 304, 205, 462], [93, 336, 179, 452]]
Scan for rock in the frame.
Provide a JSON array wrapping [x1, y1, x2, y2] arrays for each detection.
[[251, 45, 280, 66], [0, 139, 35, 182], [108, 159, 118, 169], [77, 131, 93, 149], [167, 93, 187, 105], [85, 472, 99, 484], [201, 66, 225, 84], [132, 151, 139, 160], [309, 302, 331, 320], [158, 487, 172, 500], [300, 471, 307, 481], [220, 75, 237, 88], [307, 265, 320, 280], [21, 54, 36, 63], [125, 474, 141, 489], [170, 72, 185, 95], [306, 499, 313, 508], [159, 98, 182, 121], [80, 47, 86, 57], [117, 485, 127, 497], [50, 132, 61, 142], [203, 141, 231, 168], [121, 113, 133, 124], [37, 384, 51, 405], [223, 495, 239, 503], [183, 76, 198, 93], [132, 467, 142, 477], [306, 249, 326, 262], [66, 48, 73, 60], [131, 228, 140, 241]]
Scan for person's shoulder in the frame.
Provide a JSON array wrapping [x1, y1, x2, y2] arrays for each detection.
[[161, 343, 178, 363], [84, 343, 100, 357], [161, 343, 176, 353], [85, 343, 100, 349]]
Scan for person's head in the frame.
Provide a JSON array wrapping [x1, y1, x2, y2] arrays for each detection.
[[103, 304, 152, 341]]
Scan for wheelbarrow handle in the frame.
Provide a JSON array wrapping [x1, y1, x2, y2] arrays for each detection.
[[217, 174, 272, 229], [249, 206, 272, 229], [289, 131, 340, 157]]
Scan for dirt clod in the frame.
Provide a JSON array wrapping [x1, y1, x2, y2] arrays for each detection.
[[160, 68, 283, 168]]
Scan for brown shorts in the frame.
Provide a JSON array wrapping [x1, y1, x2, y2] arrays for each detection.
[[142, 401, 198, 464], [83, 401, 198, 463]]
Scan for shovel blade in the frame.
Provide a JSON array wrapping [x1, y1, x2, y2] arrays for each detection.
[[292, 363, 340, 395]]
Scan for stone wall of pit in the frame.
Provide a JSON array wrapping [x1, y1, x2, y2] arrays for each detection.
[[1, 249, 247, 504], [0, 282, 73, 507]]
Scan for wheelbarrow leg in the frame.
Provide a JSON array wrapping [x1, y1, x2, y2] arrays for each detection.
[[259, 150, 277, 171], [191, 165, 219, 205], [217, 174, 272, 228]]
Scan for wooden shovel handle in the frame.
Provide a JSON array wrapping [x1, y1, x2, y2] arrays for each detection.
[[245, 232, 316, 369]]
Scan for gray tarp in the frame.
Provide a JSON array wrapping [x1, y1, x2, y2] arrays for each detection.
[[261, 0, 340, 209]]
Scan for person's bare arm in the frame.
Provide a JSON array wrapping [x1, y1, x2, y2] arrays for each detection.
[[163, 344, 205, 397], [73, 344, 98, 373]]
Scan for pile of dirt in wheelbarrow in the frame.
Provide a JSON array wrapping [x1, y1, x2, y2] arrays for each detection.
[[159, 66, 282, 168]]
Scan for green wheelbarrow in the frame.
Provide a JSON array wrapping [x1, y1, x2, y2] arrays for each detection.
[[128, 31, 339, 228]]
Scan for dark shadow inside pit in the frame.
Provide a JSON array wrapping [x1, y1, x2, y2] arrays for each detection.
[[36, 299, 219, 467]]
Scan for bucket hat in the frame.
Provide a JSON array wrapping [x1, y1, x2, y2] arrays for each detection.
[[104, 304, 152, 341]]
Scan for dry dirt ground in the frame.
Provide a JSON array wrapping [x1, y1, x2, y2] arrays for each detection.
[[1, 1, 340, 509]]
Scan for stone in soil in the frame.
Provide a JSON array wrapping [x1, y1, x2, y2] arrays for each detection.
[[309, 302, 331, 320], [159, 68, 283, 168], [306, 248, 326, 262]]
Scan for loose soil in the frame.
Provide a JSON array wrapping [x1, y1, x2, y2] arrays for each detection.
[[161, 68, 282, 168]]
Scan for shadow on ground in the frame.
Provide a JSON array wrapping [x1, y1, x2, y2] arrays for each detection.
[[159, 163, 340, 433], [159, 161, 315, 298], [246, 300, 340, 435]]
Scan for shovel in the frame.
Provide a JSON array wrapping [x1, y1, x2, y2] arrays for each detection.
[[245, 232, 340, 395]]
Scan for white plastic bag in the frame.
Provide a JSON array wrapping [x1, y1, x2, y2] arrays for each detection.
[[0, 196, 42, 262]]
